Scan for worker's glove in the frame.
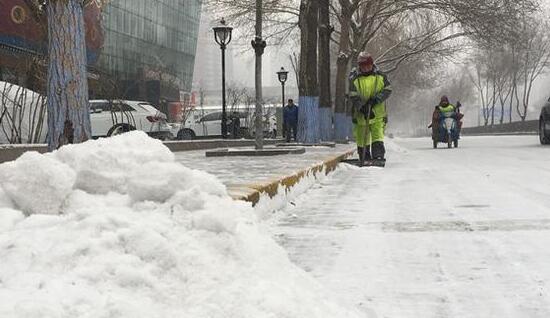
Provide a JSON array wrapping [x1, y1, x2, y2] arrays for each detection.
[[360, 98, 377, 119], [359, 100, 373, 116]]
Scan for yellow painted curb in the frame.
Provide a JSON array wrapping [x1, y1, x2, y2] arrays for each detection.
[[227, 148, 355, 205]]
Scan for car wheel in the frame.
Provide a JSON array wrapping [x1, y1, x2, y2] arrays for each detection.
[[540, 118, 550, 145], [107, 124, 134, 137], [177, 129, 195, 140]]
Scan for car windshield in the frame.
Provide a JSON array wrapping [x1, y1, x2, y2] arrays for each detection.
[[90, 102, 135, 112], [199, 112, 223, 122], [137, 103, 160, 113]]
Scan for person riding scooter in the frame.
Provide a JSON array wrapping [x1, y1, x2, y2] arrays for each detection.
[[437, 95, 455, 114], [429, 95, 459, 148]]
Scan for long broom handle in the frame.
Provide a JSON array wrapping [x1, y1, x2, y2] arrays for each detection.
[[359, 74, 380, 167], [360, 105, 372, 166]]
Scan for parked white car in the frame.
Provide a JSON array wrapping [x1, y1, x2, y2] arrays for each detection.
[[89, 100, 172, 140], [173, 105, 278, 140], [1, 81, 172, 143]]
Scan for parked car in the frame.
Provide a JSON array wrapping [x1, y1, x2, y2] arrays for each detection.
[[540, 97, 550, 145], [89, 100, 172, 140], [0, 80, 172, 143], [173, 106, 277, 140]]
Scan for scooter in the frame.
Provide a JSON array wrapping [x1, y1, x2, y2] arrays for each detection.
[[433, 112, 459, 149]]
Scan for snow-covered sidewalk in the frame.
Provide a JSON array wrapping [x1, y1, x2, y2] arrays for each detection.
[[174, 143, 355, 186], [272, 136, 550, 318]]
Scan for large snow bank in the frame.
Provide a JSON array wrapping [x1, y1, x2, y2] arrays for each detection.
[[0, 131, 360, 317]]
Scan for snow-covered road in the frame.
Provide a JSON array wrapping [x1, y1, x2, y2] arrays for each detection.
[[272, 136, 550, 318]]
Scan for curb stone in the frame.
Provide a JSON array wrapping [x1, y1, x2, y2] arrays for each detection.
[[227, 148, 355, 205]]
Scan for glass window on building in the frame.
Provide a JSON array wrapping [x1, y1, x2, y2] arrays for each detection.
[[97, 0, 201, 98]]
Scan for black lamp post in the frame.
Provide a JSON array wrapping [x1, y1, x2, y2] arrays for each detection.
[[213, 18, 233, 138], [276, 67, 288, 108]]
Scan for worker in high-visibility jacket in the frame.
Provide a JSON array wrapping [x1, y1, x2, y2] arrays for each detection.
[[437, 95, 455, 114], [349, 52, 393, 161]]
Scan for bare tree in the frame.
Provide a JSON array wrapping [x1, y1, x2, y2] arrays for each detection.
[[227, 85, 249, 113], [297, 0, 320, 143], [469, 14, 550, 124], [0, 82, 47, 144], [469, 52, 494, 126], [45, 0, 92, 150], [204, 0, 300, 46], [0, 56, 48, 144], [494, 59, 513, 125], [252, 0, 266, 148], [289, 52, 300, 89], [318, 0, 334, 141], [516, 21, 550, 121]]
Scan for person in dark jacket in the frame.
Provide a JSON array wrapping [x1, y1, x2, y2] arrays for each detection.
[[283, 99, 298, 142], [428, 106, 440, 140], [230, 112, 241, 139]]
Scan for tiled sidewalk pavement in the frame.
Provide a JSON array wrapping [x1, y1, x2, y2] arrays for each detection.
[[174, 144, 355, 202]]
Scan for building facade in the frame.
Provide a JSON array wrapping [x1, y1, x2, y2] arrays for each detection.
[[97, 0, 202, 114], [0, 0, 202, 116], [0, 0, 103, 90]]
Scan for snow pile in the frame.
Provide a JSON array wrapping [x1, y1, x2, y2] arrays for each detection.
[[0, 132, 360, 318]]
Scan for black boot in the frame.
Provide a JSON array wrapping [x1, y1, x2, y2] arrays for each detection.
[[363, 147, 372, 160], [371, 141, 386, 160]]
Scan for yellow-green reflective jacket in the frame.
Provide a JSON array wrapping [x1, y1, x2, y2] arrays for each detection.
[[349, 68, 392, 124], [439, 104, 455, 113]]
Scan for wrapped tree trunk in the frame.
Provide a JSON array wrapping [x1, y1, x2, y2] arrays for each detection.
[[297, 0, 320, 144], [46, 0, 91, 151], [333, 2, 352, 142], [318, 0, 332, 141]]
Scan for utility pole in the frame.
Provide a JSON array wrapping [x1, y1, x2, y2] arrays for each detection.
[[251, 0, 266, 149]]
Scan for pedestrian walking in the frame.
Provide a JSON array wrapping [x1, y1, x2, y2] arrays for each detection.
[[283, 99, 298, 142], [230, 112, 241, 139]]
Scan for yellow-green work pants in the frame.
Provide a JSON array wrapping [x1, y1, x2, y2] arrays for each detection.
[[353, 118, 385, 147]]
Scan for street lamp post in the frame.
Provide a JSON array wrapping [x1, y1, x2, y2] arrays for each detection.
[[213, 18, 233, 139], [276, 67, 288, 138], [276, 67, 288, 108]]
